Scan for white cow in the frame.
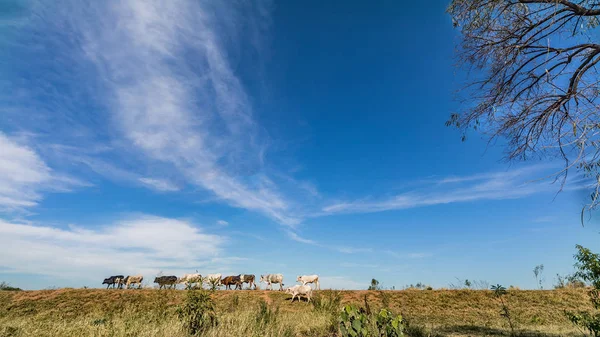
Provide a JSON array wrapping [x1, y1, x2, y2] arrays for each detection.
[[297, 274, 320, 290], [285, 284, 313, 302], [179, 273, 202, 289], [260, 274, 284, 291], [204, 273, 222, 289], [124, 275, 143, 289]]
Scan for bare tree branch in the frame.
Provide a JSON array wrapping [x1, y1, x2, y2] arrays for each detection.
[[448, 0, 600, 210]]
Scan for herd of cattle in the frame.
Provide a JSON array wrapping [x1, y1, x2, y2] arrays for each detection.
[[101, 273, 320, 302]]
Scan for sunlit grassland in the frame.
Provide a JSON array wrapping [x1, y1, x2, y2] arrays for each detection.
[[0, 288, 592, 336]]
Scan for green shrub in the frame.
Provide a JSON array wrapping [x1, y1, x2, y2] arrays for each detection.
[[92, 318, 107, 326], [566, 245, 600, 337], [0, 282, 22, 291], [312, 290, 342, 312], [375, 309, 404, 337], [368, 279, 382, 291], [339, 304, 405, 337], [255, 299, 278, 328], [177, 290, 217, 335], [312, 290, 343, 333], [378, 291, 390, 309], [339, 305, 370, 337], [491, 284, 516, 337]]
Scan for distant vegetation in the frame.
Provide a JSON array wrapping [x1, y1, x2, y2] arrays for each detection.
[[0, 281, 21, 291]]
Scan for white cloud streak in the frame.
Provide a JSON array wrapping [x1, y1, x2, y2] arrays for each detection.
[[138, 178, 179, 192], [16, 0, 301, 226], [0, 215, 237, 283], [0, 132, 85, 211], [322, 166, 569, 215]]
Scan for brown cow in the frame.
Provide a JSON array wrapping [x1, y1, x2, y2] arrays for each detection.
[[240, 274, 256, 290], [221, 275, 242, 290]]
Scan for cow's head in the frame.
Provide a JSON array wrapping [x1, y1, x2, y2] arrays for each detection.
[[102, 278, 110, 284], [260, 275, 266, 282], [296, 276, 301, 282], [153, 277, 159, 283]]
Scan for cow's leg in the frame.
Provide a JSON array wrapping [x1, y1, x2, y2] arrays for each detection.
[[291, 294, 296, 302], [279, 283, 283, 291]]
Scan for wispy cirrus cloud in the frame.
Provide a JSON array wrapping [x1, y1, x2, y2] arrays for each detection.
[[4, 0, 309, 226], [285, 229, 375, 254], [72, 0, 298, 225], [138, 178, 179, 192], [322, 165, 570, 215], [0, 132, 85, 211]]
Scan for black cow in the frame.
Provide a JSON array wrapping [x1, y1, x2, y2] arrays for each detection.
[[154, 276, 178, 289], [102, 275, 124, 289]]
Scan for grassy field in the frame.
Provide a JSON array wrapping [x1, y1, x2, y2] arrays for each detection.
[[0, 288, 593, 336]]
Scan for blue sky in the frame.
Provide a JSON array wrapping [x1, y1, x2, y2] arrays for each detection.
[[0, 0, 598, 290]]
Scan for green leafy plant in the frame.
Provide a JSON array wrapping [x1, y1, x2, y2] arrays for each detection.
[[339, 305, 370, 337], [491, 284, 516, 337], [177, 290, 217, 335], [339, 304, 405, 337], [375, 309, 404, 337], [566, 245, 600, 336]]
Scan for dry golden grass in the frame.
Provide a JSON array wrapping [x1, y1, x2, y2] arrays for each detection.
[[0, 288, 593, 336]]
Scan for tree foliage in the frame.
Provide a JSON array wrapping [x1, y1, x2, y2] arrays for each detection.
[[368, 279, 381, 291], [448, 0, 600, 210], [566, 245, 600, 336]]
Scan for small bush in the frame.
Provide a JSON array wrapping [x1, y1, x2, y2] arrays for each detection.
[[378, 291, 390, 309], [312, 290, 342, 313], [312, 290, 343, 333], [92, 318, 107, 326], [255, 299, 278, 328], [375, 309, 404, 337], [339, 305, 370, 337], [566, 245, 600, 337], [177, 290, 217, 335], [492, 284, 517, 336], [0, 282, 22, 291], [339, 304, 405, 337]]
